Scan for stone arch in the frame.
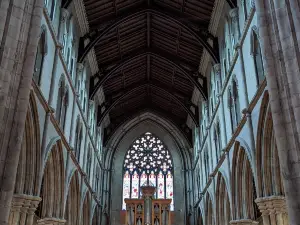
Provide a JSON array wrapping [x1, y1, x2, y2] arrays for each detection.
[[216, 172, 232, 225], [65, 171, 80, 225], [204, 193, 215, 225], [14, 91, 41, 196], [108, 115, 190, 225], [235, 136, 255, 171], [81, 192, 91, 225], [38, 140, 65, 219], [197, 207, 204, 225], [231, 141, 260, 220], [256, 91, 284, 197], [92, 205, 101, 225]]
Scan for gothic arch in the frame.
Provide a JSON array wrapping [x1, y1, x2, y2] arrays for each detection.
[[39, 140, 65, 219], [81, 192, 91, 225], [204, 194, 215, 225], [14, 91, 41, 196], [92, 205, 101, 225], [64, 171, 80, 225], [108, 118, 189, 225], [256, 91, 284, 197], [216, 172, 232, 225], [197, 207, 204, 225], [231, 142, 260, 220]]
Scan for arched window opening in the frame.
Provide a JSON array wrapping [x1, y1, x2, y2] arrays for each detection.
[[232, 80, 241, 125], [223, 58, 227, 76], [86, 146, 92, 180], [204, 149, 209, 182], [50, 0, 56, 20], [74, 120, 83, 161], [122, 132, 174, 210], [243, 0, 248, 20], [95, 165, 100, 195], [252, 30, 265, 86], [33, 29, 47, 85], [227, 49, 231, 66], [228, 88, 235, 133], [56, 78, 69, 130], [214, 122, 221, 159]]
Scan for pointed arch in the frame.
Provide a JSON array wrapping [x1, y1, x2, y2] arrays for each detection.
[[92, 205, 101, 225], [231, 142, 260, 220], [205, 193, 215, 225], [33, 26, 47, 85], [256, 91, 284, 197], [14, 91, 41, 196], [216, 172, 232, 225], [65, 171, 80, 225], [82, 192, 91, 225], [251, 26, 265, 86], [38, 140, 65, 219], [197, 207, 204, 225]]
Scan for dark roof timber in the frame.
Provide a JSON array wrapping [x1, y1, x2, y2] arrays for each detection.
[[78, 5, 220, 64], [97, 83, 199, 127], [89, 50, 208, 100]]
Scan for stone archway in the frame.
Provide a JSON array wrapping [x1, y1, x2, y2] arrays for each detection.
[[231, 142, 260, 222], [216, 172, 231, 225], [107, 116, 191, 225]]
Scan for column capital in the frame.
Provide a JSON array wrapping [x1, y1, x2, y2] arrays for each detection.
[[213, 63, 221, 76], [37, 217, 66, 225], [230, 219, 259, 225], [60, 8, 70, 23], [229, 8, 239, 21], [255, 196, 287, 215], [77, 63, 85, 73], [11, 194, 42, 214]]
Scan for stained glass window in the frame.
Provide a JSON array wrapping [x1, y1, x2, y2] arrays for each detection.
[[149, 172, 156, 188], [122, 132, 174, 210], [157, 172, 165, 199], [132, 172, 139, 199], [166, 171, 174, 210], [122, 171, 130, 209]]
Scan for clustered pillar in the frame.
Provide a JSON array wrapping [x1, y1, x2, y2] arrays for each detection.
[[8, 195, 41, 225], [255, 196, 288, 225]]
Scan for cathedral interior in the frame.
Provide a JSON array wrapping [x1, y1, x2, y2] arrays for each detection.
[[1, 0, 300, 225]]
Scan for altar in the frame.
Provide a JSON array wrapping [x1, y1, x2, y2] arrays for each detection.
[[124, 184, 172, 225]]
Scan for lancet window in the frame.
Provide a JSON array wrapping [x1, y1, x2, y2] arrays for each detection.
[[122, 132, 174, 210]]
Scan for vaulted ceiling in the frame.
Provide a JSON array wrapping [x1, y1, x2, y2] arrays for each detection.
[[78, 0, 236, 144]]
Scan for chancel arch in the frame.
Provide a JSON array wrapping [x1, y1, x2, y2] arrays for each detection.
[[107, 114, 191, 225]]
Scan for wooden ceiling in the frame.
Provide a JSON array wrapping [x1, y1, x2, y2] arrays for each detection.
[[79, 0, 229, 144]]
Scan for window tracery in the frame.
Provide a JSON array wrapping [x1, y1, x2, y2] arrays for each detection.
[[122, 132, 174, 210]]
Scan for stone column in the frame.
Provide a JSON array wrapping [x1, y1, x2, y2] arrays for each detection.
[[255, 196, 288, 225], [230, 219, 259, 225], [37, 218, 66, 225], [255, 1, 300, 224], [0, 0, 44, 223], [8, 194, 41, 225]]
